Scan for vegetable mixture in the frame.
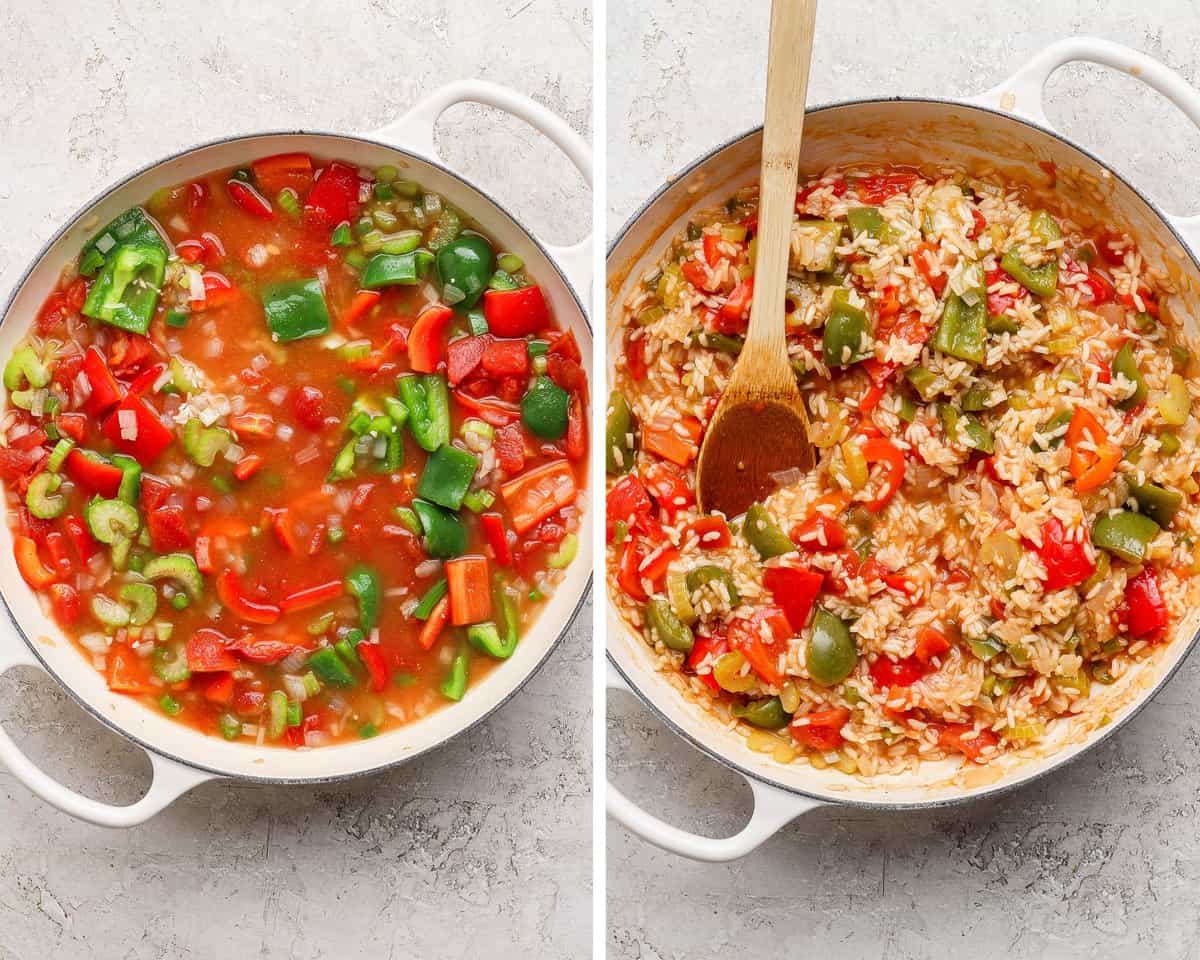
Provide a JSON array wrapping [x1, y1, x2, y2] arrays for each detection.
[[608, 163, 1200, 775], [3, 152, 588, 747]]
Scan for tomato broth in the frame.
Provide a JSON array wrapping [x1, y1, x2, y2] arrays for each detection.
[[2, 152, 588, 747]]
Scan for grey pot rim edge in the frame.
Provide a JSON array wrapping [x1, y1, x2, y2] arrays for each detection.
[[605, 94, 1200, 813], [0, 127, 594, 788]]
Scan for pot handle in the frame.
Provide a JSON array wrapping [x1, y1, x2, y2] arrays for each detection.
[[371, 81, 593, 297], [606, 661, 821, 861], [0, 628, 214, 827], [971, 36, 1200, 243]]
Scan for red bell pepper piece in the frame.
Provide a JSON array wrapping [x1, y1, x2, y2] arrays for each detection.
[[642, 460, 694, 521], [279, 579, 344, 613], [304, 161, 361, 226], [102, 394, 174, 465], [216, 569, 281, 625], [106, 645, 158, 694], [624, 332, 647, 381], [408, 305, 454, 373], [228, 636, 300, 664], [869, 654, 925, 688], [233, 454, 265, 481], [790, 513, 847, 552], [763, 560, 823, 632], [82, 346, 122, 417], [44, 531, 72, 578], [226, 179, 275, 219], [935, 723, 998, 762], [481, 338, 530, 378], [446, 335, 488, 386], [64, 449, 122, 498], [717, 277, 754, 332], [357, 642, 390, 691], [14, 536, 56, 587], [790, 706, 851, 751], [914, 626, 951, 664], [1030, 517, 1096, 592], [127, 362, 166, 399], [483, 286, 551, 337], [418, 595, 451, 650], [187, 628, 240, 672], [63, 514, 95, 563], [913, 242, 947, 297], [197, 671, 235, 705], [861, 437, 906, 512], [686, 515, 731, 549], [341, 289, 381, 328], [606, 474, 654, 542], [617, 539, 648, 601], [856, 171, 920, 203], [565, 392, 586, 462], [480, 512, 513, 566], [684, 629, 728, 691], [251, 152, 314, 197], [728, 608, 789, 687], [1124, 566, 1169, 640]]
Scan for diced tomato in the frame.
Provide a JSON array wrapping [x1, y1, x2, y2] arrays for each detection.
[[102, 394, 174, 465], [717, 277, 754, 332], [228, 411, 276, 440], [1029, 516, 1096, 592], [702, 233, 727, 267], [233, 454, 265, 481], [912, 242, 947, 297], [357, 642, 390, 692], [870, 654, 925, 688], [763, 561, 823, 631], [187, 628, 240, 672], [687, 515, 731, 549], [481, 338, 529, 378], [0, 447, 43, 486], [303, 161, 361, 227], [855, 171, 920, 204], [408, 305, 454, 373], [493, 421, 527, 474], [64, 449, 122, 498], [82, 346, 122, 417], [617, 539, 648, 601], [447, 335, 488, 386], [226, 179, 274, 219], [605, 474, 654, 542], [914, 626, 951, 664], [548, 328, 583, 363], [547, 353, 586, 399], [47, 583, 81, 626], [483, 286, 551, 337], [216, 569, 281, 625], [187, 181, 210, 226], [1124, 565, 1169, 640], [642, 460, 694, 521], [790, 514, 847, 552], [500, 460, 578, 534], [790, 706, 851, 751], [936, 723, 998, 762], [63, 514, 95, 563], [480, 512, 513, 566], [107, 332, 156, 376], [251, 152, 314, 197], [681, 259, 714, 292], [624, 332, 648, 381], [968, 207, 987, 239], [196, 671, 235, 705], [54, 412, 87, 444], [795, 178, 847, 208], [292, 385, 327, 431], [1080, 269, 1114, 305]]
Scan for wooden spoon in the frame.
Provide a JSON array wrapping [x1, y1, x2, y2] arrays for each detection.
[[695, 0, 818, 518]]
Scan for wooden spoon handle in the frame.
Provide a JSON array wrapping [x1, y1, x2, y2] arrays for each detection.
[[740, 0, 818, 374]]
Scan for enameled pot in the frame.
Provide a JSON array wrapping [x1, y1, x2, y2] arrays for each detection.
[[607, 37, 1200, 861], [0, 81, 593, 827]]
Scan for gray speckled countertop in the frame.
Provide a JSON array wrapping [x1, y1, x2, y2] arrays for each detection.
[[607, 2, 1200, 958], [0, 2, 591, 958]]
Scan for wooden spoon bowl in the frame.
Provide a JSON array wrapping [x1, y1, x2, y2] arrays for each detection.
[[696, 0, 819, 518]]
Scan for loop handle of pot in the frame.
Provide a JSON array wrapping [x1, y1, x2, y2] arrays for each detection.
[[971, 36, 1200, 245], [0, 623, 214, 827], [372, 80, 593, 298], [605, 659, 821, 861]]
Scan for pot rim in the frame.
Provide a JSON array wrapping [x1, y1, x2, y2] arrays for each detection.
[[0, 127, 593, 785], [605, 94, 1200, 809]]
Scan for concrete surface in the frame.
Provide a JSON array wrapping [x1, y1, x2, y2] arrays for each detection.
[[0, 2, 591, 959], [607, 3, 1200, 958]]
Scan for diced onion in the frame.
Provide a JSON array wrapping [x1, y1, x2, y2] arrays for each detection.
[[118, 409, 138, 441], [95, 233, 115, 254], [268, 386, 288, 406], [188, 270, 206, 302], [276, 423, 294, 442]]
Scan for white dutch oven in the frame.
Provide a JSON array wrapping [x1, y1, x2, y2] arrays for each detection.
[[607, 38, 1200, 860], [0, 82, 593, 826]]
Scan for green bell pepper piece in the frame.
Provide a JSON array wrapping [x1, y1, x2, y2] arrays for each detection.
[[1130, 482, 1183, 527], [645, 597, 694, 653], [684, 564, 741, 606], [82, 241, 169, 334], [807, 609, 857, 686], [743, 503, 795, 559], [411, 498, 467, 558], [397, 374, 451, 452], [1111, 342, 1147, 410], [731, 696, 791, 729], [417, 444, 479, 510], [933, 281, 987, 364], [439, 648, 469, 700], [362, 251, 435, 289], [521, 376, 569, 439], [606, 390, 636, 475], [823, 290, 872, 368], [308, 646, 356, 688], [111, 453, 142, 505], [691, 330, 744, 355], [413, 578, 449, 620], [344, 565, 381, 632], [261, 277, 331, 342], [435, 233, 495, 309], [467, 620, 517, 659], [940, 405, 994, 454], [1092, 509, 1160, 563]]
